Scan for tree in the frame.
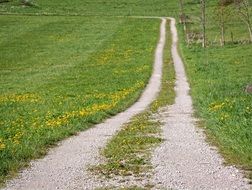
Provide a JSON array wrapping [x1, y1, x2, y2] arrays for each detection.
[[200, 0, 206, 47], [179, 0, 186, 31], [213, 1, 233, 46], [234, 0, 252, 42], [179, 0, 189, 43]]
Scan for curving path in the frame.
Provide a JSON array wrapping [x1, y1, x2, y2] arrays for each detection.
[[2, 17, 250, 190], [151, 18, 250, 190], [3, 18, 167, 190]]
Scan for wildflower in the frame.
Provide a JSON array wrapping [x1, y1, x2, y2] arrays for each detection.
[[0, 138, 6, 151], [0, 143, 6, 150], [0, 93, 41, 104], [12, 132, 23, 145], [209, 102, 225, 111]]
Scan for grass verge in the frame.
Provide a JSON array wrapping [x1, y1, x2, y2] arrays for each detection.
[[180, 41, 252, 179], [175, 0, 252, 180], [92, 22, 175, 183]]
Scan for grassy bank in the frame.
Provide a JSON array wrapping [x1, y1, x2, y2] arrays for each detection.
[[177, 0, 252, 178], [0, 16, 160, 183], [93, 22, 175, 182], [180, 41, 252, 177]]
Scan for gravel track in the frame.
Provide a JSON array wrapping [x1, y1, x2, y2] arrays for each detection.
[[2, 18, 167, 190], [2, 17, 250, 190], [151, 18, 250, 190]]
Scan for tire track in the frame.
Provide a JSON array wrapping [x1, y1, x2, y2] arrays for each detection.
[[151, 17, 250, 190]]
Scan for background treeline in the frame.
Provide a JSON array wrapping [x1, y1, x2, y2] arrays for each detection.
[[178, 0, 252, 47]]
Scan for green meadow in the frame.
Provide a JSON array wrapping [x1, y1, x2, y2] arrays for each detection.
[[0, 13, 160, 183], [0, 0, 178, 16]]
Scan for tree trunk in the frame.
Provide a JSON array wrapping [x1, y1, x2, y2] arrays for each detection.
[[179, 0, 189, 44], [201, 0, 206, 48], [220, 7, 225, 46], [247, 22, 252, 43], [179, 0, 186, 30], [221, 24, 225, 46], [231, 31, 234, 44]]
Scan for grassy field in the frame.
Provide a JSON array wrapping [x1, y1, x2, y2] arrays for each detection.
[[0, 0, 178, 16], [0, 15, 161, 183], [178, 0, 252, 178]]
